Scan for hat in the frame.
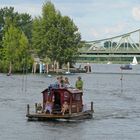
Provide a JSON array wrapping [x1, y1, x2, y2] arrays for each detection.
[[78, 76, 81, 79]]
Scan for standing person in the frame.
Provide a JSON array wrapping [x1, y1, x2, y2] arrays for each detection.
[[55, 76, 65, 88], [75, 76, 83, 90], [59, 76, 65, 88]]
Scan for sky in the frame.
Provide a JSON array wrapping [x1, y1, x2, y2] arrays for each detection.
[[0, 0, 140, 41]]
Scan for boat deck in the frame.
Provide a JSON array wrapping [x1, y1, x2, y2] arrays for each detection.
[[26, 110, 93, 120]]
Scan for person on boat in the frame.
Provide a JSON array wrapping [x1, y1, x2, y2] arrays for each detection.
[[59, 76, 65, 88], [64, 77, 70, 87], [44, 101, 53, 114], [55, 76, 65, 88], [55, 76, 60, 85], [75, 76, 83, 90], [52, 76, 60, 88], [36, 103, 43, 113], [61, 101, 69, 115]]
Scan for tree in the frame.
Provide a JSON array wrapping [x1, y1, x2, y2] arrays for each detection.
[[0, 7, 33, 72], [2, 25, 20, 73], [0, 7, 32, 48], [32, 1, 82, 68], [0, 7, 17, 49], [2, 25, 32, 73], [18, 32, 32, 72], [18, 13, 33, 43]]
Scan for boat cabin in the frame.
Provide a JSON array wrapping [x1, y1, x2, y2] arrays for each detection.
[[26, 84, 93, 120], [42, 87, 83, 114]]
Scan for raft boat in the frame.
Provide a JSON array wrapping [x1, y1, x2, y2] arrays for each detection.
[[26, 87, 94, 121]]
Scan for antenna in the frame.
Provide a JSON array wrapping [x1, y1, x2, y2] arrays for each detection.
[[120, 56, 123, 94], [120, 69, 123, 94]]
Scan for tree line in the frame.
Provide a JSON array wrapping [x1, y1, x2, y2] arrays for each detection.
[[0, 1, 83, 73]]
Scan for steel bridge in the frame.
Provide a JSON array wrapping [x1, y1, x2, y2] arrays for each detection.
[[79, 29, 140, 62]]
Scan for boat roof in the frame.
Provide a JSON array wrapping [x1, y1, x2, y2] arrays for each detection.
[[41, 87, 83, 94]]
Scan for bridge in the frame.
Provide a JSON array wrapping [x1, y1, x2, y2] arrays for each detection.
[[79, 29, 140, 63]]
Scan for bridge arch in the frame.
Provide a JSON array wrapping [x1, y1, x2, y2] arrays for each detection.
[[79, 29, 140, 63]]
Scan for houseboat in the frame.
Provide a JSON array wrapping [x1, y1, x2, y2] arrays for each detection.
[[26, 86, 94, 121]]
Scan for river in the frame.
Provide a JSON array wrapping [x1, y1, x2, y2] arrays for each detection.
[[0, 64, 140, 140]]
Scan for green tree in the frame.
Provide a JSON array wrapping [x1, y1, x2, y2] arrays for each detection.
[[32, 1, 82, 68], [18, 13, 33, 43], [0, 7, 17, 49], [18, 32, 32, 72], [2, 25, 20, 73], [0, 7, 32, 48], [2, 25, 32, 73], [0, 7, 32, 72]]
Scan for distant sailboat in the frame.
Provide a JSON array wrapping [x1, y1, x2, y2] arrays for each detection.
[[130, 56, 138, 65]]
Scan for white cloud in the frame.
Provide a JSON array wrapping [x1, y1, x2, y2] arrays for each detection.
[[104, 23, 125, 35], [0, 4, 42, 17], [91, 29, 99, 38], [87, 22, 127, 41], [14, 4, 42, 17], [132, 6, 140, 20]]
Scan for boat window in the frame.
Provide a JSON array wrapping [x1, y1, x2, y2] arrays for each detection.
[[72, 94, 75, 100], [75, 94, 81, 101], [64, 91, 69, 100], [72, 94, 81, 101]]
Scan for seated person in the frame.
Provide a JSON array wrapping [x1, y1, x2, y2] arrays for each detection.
[[44, 101, 53, 114], [61, 101, 69, 115], [64, 77, 70, 87], [36, 103, 43, 113]]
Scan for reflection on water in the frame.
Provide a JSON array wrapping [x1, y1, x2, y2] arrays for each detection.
[[0, 64, 140, 140]]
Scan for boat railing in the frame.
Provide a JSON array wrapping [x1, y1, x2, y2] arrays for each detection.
[[27, 101, 94, 115], [82, 101, 94, 112], [26, 104, 37, 115]]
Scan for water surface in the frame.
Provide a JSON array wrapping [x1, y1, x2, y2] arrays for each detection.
[[0, 64, 140, 140]]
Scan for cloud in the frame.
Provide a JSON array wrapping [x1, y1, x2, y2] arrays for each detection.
[[104, 23, 125, 35], [0, 3, 42, 17], [132, 6, 140, 20], [91, 29, 99, 38], [14, 4, 42, 17], [86, 22, 127, 41]]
